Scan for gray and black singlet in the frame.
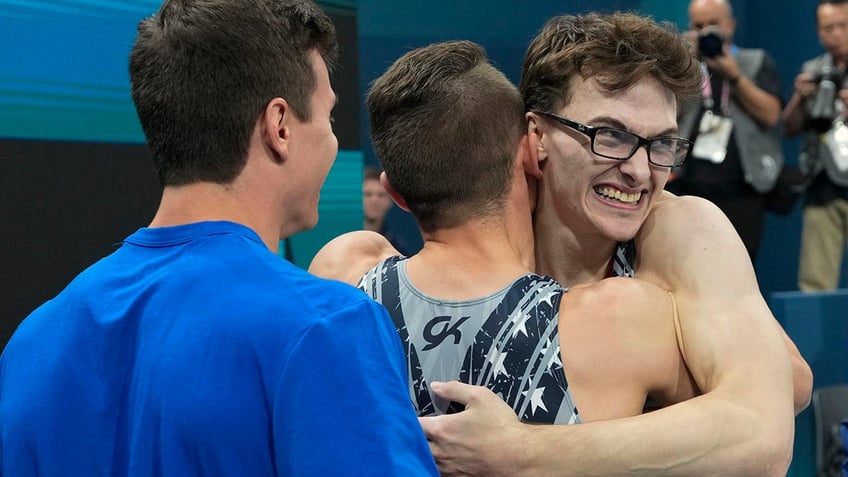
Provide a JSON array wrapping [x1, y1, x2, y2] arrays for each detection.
[[611, 240, 636, 278], [359, 256, 580, 425]]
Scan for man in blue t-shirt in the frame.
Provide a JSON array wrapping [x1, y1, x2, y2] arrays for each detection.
[[0, 1, 437, 476]]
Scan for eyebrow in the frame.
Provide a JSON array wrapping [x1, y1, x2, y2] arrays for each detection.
[[586, 115, 679, 137]]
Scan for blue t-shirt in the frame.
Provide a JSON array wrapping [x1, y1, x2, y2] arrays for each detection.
[[0, 221, 437, 476]]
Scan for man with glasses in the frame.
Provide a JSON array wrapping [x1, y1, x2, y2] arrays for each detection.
[[419, 12, 809, 476], [311, 39, 698, 426]]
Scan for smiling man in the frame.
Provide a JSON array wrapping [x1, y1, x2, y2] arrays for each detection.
[[420, 12, 811, 477]]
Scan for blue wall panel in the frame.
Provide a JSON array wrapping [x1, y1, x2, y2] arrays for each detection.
[[0, 2, 156, 143], [772, 290, 848, 477]]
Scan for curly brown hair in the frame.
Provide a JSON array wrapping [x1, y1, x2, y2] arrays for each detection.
[[520, 12, 702, 114]]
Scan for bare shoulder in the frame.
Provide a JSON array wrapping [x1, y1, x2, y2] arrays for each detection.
[[645, 191, 732, 236], [568, 276, 667, 299], [636, 191, 752, 290], [308, 230, 400, 286], [565, 277, 672, 327], [559, 277, 683, 419]]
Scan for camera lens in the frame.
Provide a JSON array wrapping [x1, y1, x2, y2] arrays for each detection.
[[698, 31, 723, 58]]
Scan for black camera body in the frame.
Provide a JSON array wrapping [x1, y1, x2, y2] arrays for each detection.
[[698, 28, 725, 59], [811, 66, 845, 88], [807, 65, 846, 133]]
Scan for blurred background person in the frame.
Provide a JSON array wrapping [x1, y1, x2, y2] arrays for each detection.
[[363, 165, 393, 233], [783, 0, 848, 292], [667, 0, 783, 261], [363, 165, 416, 255]]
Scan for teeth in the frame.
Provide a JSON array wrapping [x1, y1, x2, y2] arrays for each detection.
[[595, 186, 641, 204]]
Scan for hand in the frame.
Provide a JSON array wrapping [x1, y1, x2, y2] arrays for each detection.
[[418, 381, 527, 476], [794, 72, 817, 99], [838, 88, 848, 110], [702, 42, 741, 81]]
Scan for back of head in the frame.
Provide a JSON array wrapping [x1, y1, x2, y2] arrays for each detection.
[[130, 0, 338, 186], [520, 12, 701, 114], [367, 40, 524, 234]]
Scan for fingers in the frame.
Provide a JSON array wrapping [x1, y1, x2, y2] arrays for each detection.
[[418, 415, 441, 441], [419, 414, 465, 476], [428, 380, 483, 405], [795, 73, 816, 98]]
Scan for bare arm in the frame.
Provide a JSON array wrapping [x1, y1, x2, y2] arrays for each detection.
[[423, 376, 787, 477], [782, 72, 816, 137], [419, 194, 800, 477], [728, 73, 782, 127], [308, 230, 399, 286], [782, 327, 814, 413], [705, 47, 781, 127], [639, 193, 812, 414]]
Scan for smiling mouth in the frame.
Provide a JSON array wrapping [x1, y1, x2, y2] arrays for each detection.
[[594, 186, 642, 204]]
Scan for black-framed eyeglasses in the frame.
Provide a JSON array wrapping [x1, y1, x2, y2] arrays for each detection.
[[532, 110, 691, 168]]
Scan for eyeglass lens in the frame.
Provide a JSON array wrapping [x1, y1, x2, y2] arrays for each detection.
[[593, 129, 687, 166]]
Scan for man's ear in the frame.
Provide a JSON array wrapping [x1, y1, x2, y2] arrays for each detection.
[[263, 97, 290, 164], [525, 112, 547, 176], [380, 171, 411, 212]]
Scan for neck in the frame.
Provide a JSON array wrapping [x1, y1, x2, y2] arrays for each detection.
[[532, 210, 617, 287], [150, 180, 282, 253], [406, 209, 534, 300], [363, 217, 383, 232]]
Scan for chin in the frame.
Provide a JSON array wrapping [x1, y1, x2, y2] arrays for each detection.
[[282, 212, 319, 238], [597, 217, 642, 243]]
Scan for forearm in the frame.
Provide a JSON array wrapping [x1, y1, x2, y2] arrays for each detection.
[[782, 93, 807, 136], [516, 389, 792, 477], [733, 75, 781, 127]]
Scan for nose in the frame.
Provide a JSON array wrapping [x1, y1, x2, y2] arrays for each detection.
[[618, 144, 653, 186]]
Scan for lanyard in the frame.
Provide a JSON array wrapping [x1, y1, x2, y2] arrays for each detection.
[[700, 45, 737, 115], [700, 62, 730, 115]]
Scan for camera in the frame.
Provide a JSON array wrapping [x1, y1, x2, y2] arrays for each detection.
[[697, 28, 725, 59], [807, 66, 846, 133]]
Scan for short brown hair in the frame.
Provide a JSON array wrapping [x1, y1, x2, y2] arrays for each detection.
[[520, 12, 701, 114], [367, 41, 524, 233], [363, 165, 381, 183], [130, 0, 338, 186]]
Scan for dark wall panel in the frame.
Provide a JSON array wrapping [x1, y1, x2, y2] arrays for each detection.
[[1, 140, 161, 347]]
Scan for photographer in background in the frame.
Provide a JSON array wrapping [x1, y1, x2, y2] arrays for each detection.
[[668, 0, 783, 261], [783, 0, 848, 291]]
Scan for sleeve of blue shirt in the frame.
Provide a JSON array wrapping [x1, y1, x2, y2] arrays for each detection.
[[273, 296, 438, 476]]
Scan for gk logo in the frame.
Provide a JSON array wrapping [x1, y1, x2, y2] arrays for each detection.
[[422, 315, 470, 351]]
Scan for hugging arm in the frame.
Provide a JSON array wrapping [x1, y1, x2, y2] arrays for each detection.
[[639, 194, 812, 414], [420, 195, 800, 477]]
